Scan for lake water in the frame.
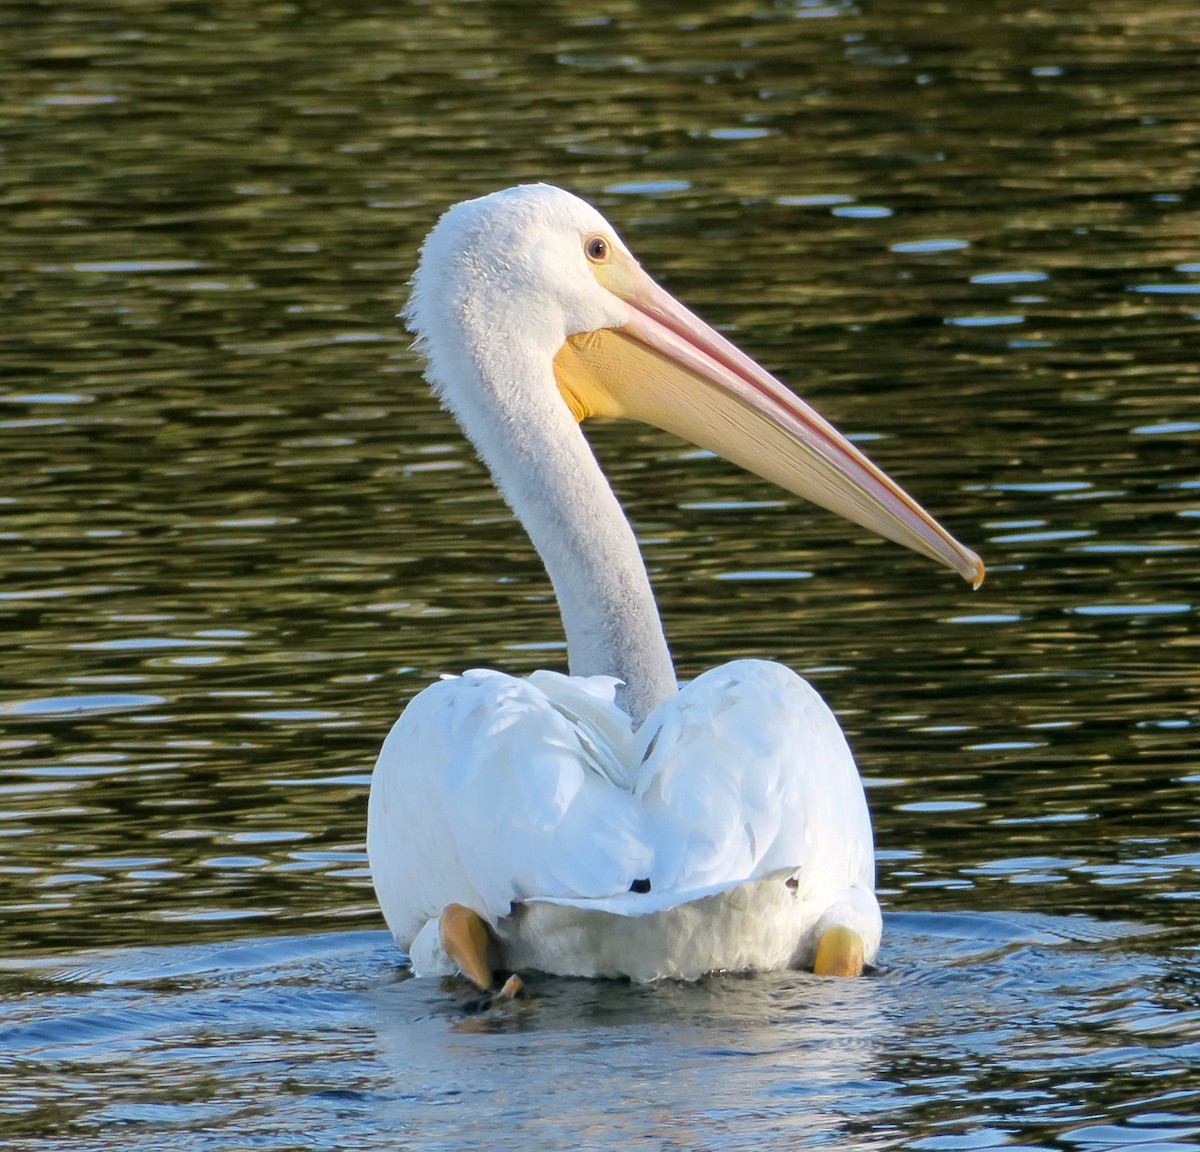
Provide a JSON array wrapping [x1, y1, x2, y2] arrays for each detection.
[[1, 0, 1197, 1148]]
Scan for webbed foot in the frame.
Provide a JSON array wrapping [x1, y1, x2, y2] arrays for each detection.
[[439, 903, 493, 991], [813, 925, 866, 977], [496, 973, 525, 1000], [457, 971, 529, 1016]]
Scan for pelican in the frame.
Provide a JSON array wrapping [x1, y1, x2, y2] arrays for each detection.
[[367, 184, 983, 993]]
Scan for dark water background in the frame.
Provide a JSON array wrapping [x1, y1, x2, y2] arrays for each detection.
[[1, 1, 1197, 1148]]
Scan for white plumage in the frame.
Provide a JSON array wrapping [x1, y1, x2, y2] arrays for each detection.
[[367, 184, 981, 984], [371, 662, 879, 980]]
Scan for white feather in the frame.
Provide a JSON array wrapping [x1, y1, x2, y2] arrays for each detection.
[[367, 185, 888, 981], [368, 660, 880, 979]]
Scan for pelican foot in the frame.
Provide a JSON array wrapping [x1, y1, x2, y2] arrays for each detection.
[[812, 925, 866, 977], [458, 972, 529, 1016], [439, 903, 493, 991], [497, 973, 525, 1000]]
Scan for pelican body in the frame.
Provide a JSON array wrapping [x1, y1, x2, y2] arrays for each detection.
[[367, 185, 982, 986]]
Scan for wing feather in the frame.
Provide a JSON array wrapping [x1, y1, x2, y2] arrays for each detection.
[[367, 660, 874, 950]]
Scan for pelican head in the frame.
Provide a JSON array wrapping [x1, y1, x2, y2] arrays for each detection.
[[406, 183, 983, 587]]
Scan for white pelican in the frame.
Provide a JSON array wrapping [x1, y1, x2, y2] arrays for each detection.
[[368, 184, 983, 993]]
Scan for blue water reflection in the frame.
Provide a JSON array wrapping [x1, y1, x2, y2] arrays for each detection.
[[2, 914, 1195, 1151]]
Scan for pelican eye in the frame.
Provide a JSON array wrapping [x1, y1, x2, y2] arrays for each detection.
[[585, 235, 609, 262]]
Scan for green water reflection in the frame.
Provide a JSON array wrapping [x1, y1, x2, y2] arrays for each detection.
[[1, 3, 1198, 1144], [2, 0, 1199, 1147]]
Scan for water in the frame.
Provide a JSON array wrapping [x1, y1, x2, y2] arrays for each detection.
[[1, 0, 1197, 1147], [1, 916, 1195, 1151]]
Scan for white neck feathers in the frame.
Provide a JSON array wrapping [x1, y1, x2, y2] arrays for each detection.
[[405, 187, 678, 724]]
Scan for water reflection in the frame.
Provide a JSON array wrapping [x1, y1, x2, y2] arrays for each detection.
[[2, 915, 1195, 1150], [1, 0, 1198, 1145]]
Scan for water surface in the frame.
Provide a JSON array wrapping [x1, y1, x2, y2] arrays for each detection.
[[1, 0, 1197, 1147]]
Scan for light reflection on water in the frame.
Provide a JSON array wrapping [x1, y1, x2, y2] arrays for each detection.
[[1, 0, 1198, 1146], [1, 916, 1196, 1151]]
